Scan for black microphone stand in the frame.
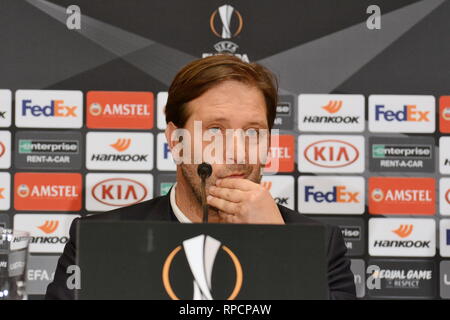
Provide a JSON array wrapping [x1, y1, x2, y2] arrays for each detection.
[[197, 162, 212, 223]]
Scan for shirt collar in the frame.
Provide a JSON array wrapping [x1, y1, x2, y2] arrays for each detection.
[[169, 182, 192, 223]]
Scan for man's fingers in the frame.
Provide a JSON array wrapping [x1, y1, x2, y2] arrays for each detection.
[[216, 178, 255, 191], [207, 195, 240, 215], [208, 186, 244, 203], [218, 211, 235, 224]]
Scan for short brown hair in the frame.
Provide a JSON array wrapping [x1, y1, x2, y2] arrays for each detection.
[[165, 55, 278, 129]]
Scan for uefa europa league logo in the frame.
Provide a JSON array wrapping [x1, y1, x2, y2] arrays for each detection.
[[210, 5, 243, 39], [162, 234, 243, 300]]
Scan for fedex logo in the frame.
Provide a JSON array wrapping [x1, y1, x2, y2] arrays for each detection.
[[369, 95, 435, 133], [163, 142, 171, 159], [21, 100, 77, 117], [157, 133, 176, 171], [0, 89, 12, 128], [375, 105, 430, 122], [16, 90, 83, 128], [304, 185, 360, 203], [298, 176, 364, 215], [439, 220, 450, 257]]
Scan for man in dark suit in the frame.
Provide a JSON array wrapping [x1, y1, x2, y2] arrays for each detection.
[[46, 55, 356, 299]]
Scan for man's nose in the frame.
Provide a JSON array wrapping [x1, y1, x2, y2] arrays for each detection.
[[225, 130, 246, 164]]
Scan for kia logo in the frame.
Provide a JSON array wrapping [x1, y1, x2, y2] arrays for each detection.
[[92, 178, 148, 207], [0, 142, 5, 158], [304, 140, 359, 168]]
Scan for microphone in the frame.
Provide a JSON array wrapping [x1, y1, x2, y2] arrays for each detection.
[[197, 162, 212, 223]]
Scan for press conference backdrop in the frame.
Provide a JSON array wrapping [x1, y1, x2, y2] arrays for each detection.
[[0, 0, 449, 299]]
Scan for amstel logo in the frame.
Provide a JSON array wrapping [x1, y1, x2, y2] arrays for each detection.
[[371, 188, 384, 202], [17, 184, 30, 198], [440, 96, 450, 133], [89, 103, 102, 116], [162, 234, 243, 300]]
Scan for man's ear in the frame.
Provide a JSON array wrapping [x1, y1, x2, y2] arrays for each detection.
[[165, 121, 179, 151]]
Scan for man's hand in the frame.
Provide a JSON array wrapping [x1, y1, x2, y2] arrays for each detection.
[[206, 178, 285, 224]]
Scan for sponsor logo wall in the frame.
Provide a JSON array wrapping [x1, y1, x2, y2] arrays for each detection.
[[1, 2, 449, 300], [1, 88, 449, 299]]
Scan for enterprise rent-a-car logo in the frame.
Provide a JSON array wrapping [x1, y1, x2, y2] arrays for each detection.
[[15, 131, 82, 170], [369, 137, 435, 173]]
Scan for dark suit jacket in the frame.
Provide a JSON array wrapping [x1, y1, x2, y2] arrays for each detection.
[[45, 192, 356, 300]]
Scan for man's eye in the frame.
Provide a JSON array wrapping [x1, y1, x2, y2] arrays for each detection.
[[245, 128, 258, 136], [208, 127, 221, 134]]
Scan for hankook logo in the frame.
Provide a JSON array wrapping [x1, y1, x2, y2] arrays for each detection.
[[322, 100, 343, 114], [369, 218, 435, 257], [37, 220, 59, 234], [393, 225, 413, 238], [110, 138, 131, 152], [163, 234, 242, 300]]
